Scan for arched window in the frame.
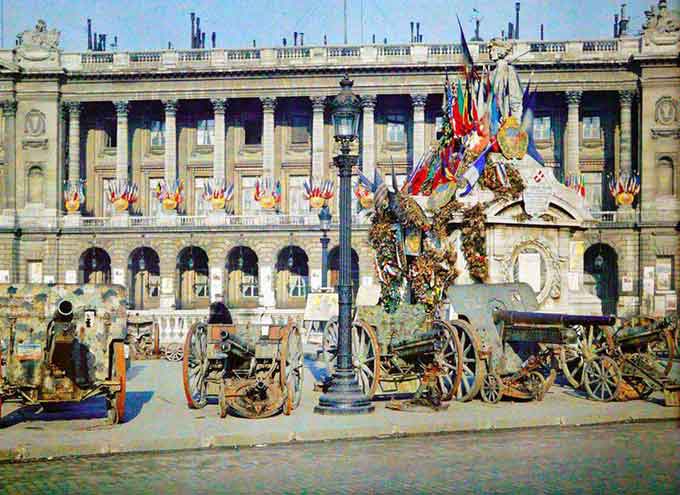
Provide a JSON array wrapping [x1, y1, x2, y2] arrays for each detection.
[[275, 246, 309, 308], [656, 156, 675, 196], [79, 247, 112, 284], [27, 166, 44, 204], [177, 246, 209, 309], [226, 246, 259, 308], [128, 247, 161, 310]]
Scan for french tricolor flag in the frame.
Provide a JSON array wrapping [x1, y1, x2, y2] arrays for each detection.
[[457, 143, 492, 197]]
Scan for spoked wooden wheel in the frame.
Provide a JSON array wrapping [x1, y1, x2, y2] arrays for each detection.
[[583, 355, 621, 402], [321, 318, 339, 374], [218, 380, 228, 418], [351, 321, 380, 398], [447, 319, 485, 401], [182, 323, 209, 409], [527, 371, 547, 401], [281, 324, 304, 415], [107, 341, 127, 424], [165, 343, 184, 362], [480, 373, 503, 404], [432, 320, 463, 401], [560, 325, 612, 388], [646, 330, 675, 377]]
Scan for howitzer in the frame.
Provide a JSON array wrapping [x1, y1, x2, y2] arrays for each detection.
[[493, 311, 616, 328], [219, 330, 256, 359], [387, 328, 447, 361]]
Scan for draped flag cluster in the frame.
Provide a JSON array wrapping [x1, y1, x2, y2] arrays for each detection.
[[254, 177, 282, 209], [202, 178, 234, 211], [609, 173, 640, 206], [303, 178, 334, 208], [155, 179, 184, 209], [107, 179, 138, 206], [564, 174, 587, 199], [406, 19, 543, 199], [63, 179, 86, 212]]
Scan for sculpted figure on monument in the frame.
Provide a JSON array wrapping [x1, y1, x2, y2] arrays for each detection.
[[488, 38, 523, 119], [16, 20, 60, 62]]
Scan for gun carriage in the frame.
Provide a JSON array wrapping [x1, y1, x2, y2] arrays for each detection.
[[182, 318, 303, 418], [0, 284, 128, 424], [322, 303, 463, 405]]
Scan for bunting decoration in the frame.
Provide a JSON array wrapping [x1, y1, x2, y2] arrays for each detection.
[[254, 177, 282, 210], [107, 179, 138, 212], [63, 179, 85, 213], [202, 178, 234, 211], [303, 178, 334, 209], [609, 173, 640, 206], [155, 179, 184, 211], [354, 169, 387, 211], [564, 174, 587, 199]]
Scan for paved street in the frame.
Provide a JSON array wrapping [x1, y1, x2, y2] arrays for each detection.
[[1, 421, 678, 494]]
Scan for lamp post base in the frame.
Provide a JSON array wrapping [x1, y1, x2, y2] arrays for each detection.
[[314, 370, 374, 415]]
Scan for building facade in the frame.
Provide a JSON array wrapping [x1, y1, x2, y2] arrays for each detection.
[[0, 3, 678, 326]]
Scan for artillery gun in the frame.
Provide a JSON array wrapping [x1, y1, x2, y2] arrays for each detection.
[[182, 306, 303, 418], [0, 284, 128, 424]]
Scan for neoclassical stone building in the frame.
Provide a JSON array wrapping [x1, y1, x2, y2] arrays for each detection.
[[0, 3, 678, 326]]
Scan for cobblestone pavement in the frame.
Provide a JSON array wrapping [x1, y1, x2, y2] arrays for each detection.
[[1, 421, 678, 494]]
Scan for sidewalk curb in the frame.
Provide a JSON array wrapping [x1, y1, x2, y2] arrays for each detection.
[[2, 409, 678, 463]]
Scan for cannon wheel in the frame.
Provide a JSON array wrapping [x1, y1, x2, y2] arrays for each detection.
[[164, 343, 184, 362], [583, 355, 621, 402], [107, 342, 127, 424], [447, 319, 485, 402], [480, 372, 503, 404], [647, 329, 675, 377], [281, 323, 304, 416], [527, 371, 546, 401], [321, 318, 338, 370], [433, 320, 463, 401], [182, 323, 209, 409], [560, 325, 613, 389]]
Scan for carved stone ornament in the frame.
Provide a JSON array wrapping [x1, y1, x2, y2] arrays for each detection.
[[16, 20, 60, 62], [502, 237, 562, 304], [24, 109, 46, 136], [654, 96, 678, 125], [642, 1, 680, 46]]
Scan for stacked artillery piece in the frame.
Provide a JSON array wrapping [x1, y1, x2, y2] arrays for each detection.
[[181, 308, 303, 418], [0, 284, 128, 424]]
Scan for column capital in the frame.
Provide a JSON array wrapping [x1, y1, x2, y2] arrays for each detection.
[[565, 91, 583, 106], [410, 94, 428, 108], [360, 95, 377, 109], [66, 101, 81, 116], [1, 100, 17, 117], [162, 99, 178, 116], [311, 96, 327, 111], [618, 89, 636, 106], [114, 100, 129, 117], [210, 98, 228, 113], [260, 96, 277, 112]]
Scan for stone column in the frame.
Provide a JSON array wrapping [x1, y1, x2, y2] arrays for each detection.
[[565, 91, 582, 178], [67, 102, 81, 183], [2, 100, 17, 215], [411, 94, 427, 168], [618, 89, 635, 177], [311, 96, 326, 181], [260, 97, 277, 177], [163, 100, 178, 184], [211, 98, 227, 181], [360, 95, 377, 178], [114, 101, 129, 181]]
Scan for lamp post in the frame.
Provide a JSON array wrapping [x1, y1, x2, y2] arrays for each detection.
[[315, 75, 374, 415], [318, 204, 331, 288]]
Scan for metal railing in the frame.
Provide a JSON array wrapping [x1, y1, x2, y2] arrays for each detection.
[[529, 42, 566, 53], [81, 53, 113, 64], [129, 52, 161, 64], [378, 45, 411, 57], [226, 49, 261, 60], [428, 44, 462, 56], [178, 50, 211, 62], [327, 46, 360, 57], [583, 40, 618, 52]]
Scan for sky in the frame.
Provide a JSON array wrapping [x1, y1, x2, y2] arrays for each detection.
[[3, 0, 657, 52]]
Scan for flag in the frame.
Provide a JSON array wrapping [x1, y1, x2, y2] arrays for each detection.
[[458, 143, 492, 197], [495, 162, 509, 186], [490, 89, 501, 136], [521, 89, 545, 165], [457, 14, 474, 70]]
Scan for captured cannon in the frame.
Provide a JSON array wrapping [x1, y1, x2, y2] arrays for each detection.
[[0, 284, 128, 424], [445, 283, 611, 403], [182, 310, 303, 419], [321, 303, 463, 407]]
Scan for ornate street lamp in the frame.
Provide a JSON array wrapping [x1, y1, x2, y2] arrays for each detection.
[[318, 204, 332, 288], [315, 75, 374, 415]]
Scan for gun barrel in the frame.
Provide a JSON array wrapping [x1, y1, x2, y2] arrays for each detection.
[[220, 330, 256, 357], [54, 300, 74, 322], [494, 310, 616, 327]]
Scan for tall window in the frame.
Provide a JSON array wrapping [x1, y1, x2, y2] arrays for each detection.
[[27, 260, 43, 284], [582, 172, 603, 210], [101, 117, 117, 148], [148, 178, 163, 216], [102, 178, 115, 217], [244, 112, 262, 145], [386, 113, 406, 144], [288, 275, 307, 297], [656, 256, 674, 291], [241, 275, 259, 297], [194, 178, 209, 216], [150, 119, 165, 147], [534, 116, 551, 141], [288, 176, 309, 215], [291, 115, 310, 144], [583, 116, 601, 140], [197, 118, 214, 145], [242, 177, 258, 214], [656, 157, 674, 196]]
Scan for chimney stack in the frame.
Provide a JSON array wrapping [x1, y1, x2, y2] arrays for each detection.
[[508, 22, 514, 40], [294, 32, 298, 46], [372, 34, 376, 44], [300, 32, 304, 46], [211, 32, 216, 48], [416, 22, 421, 43], [323, 34, 327, 45], [515, 2, 520, 39], [540, 23, 544, 40], [201, 32, 206, 48], [614, 13, 619, 37], [283, 37, 287, 46], [410, 22, 414, 43], [191, 13, 196, 48], [87, 19, 92, 50]]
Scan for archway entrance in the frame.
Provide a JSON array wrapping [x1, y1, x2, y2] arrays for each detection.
[[128, 247, 160, 309], [584, 243, 619, 315], [275, 245, 309, 308], [327, 246, 360, 297], [177, 246, 209, 309], [79, 247, 111, 284]]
